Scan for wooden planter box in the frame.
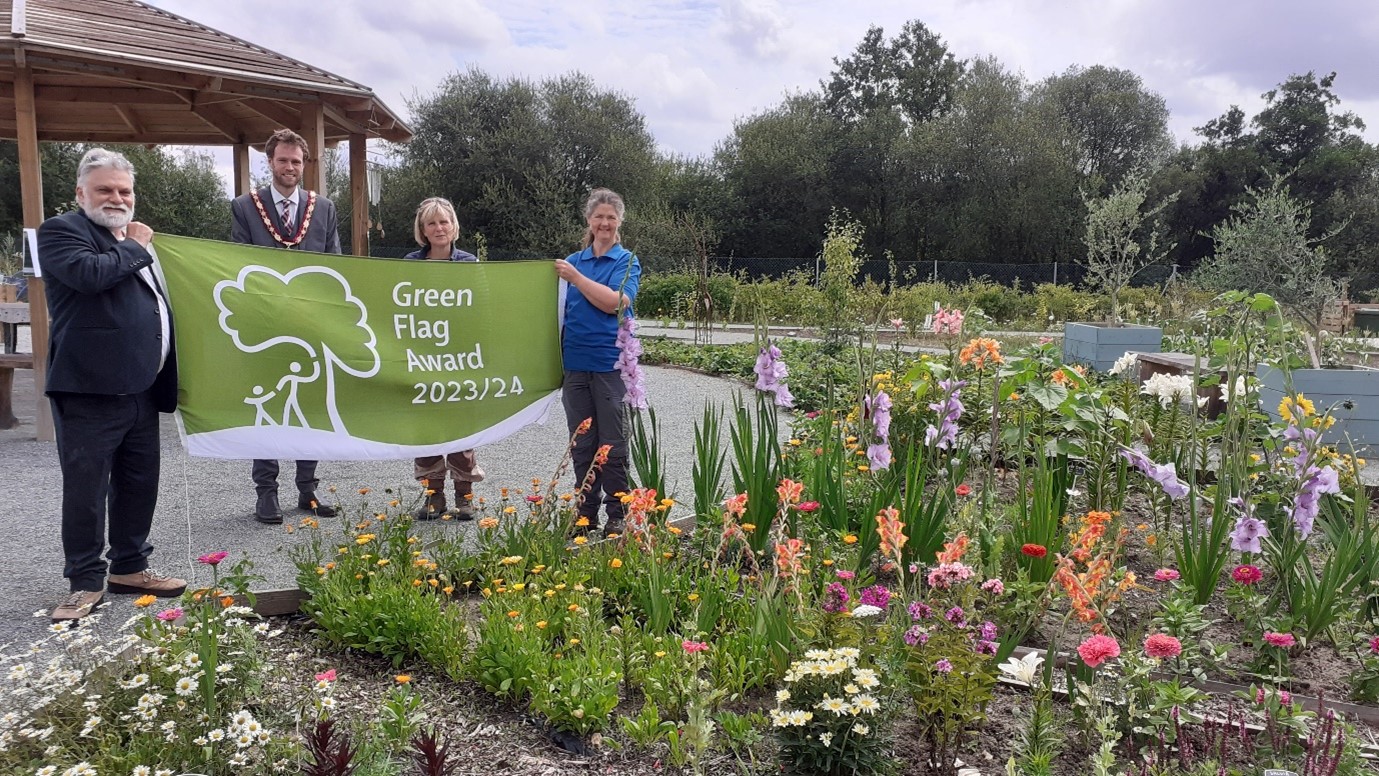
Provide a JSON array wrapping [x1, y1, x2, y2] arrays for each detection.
[[1062, 322, 1162, 372], [1257, 364, 1379, 452], [0, 283, 17, 303]]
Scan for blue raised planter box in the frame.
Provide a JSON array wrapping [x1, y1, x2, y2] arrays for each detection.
[[1062, 322, 1162, 372], [1258, 364, 1379, 453]]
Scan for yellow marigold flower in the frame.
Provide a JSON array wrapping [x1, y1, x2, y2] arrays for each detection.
[[503, 506, 517, 514], [822, 559, 834, 567], [843, 534, 858, 545], [443, 585, 454, 594], [544, 590, 556, 598], [668, 525, 682, 535], [662, 552, 674, 559], [655, 650, 667, 658], [569, 638, 581, 646], [1146, 534, 1158, 548], [688, 593, 700, 601], [512, 583, 526, 592], [536, 620, 548, 629], [742, 523, 756, 532], [500, 487, 510, 498], [133, 594, 157, 608], [428, 579, 439, 588], [394, 674, 411, 684], [315, 566, 327, 575], [358, 487, 371, 495], [376, 559, 389, 567], [412, 579, 423, 587], [610, 558, 623, 569], [325, 562, 335, 570], [567, 603, 580, 612], [478, 517, 499, 529], [507, 610, 520, 618], [573, 536, 588, 546], [482, 587, 492, 597], [500, 555, 524, 566], [788, 439, 802, 446]]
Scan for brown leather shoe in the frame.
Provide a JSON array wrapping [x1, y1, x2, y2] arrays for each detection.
[[51, 590, 104, 622], [108, 569, 187, 597], [414, 479, 447, 521]]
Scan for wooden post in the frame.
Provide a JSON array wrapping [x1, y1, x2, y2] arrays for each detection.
[[232, 142, 251, 196], [15, 66, 53, 441], [300, 103, 325, 195], [348, 133, 367, 257]]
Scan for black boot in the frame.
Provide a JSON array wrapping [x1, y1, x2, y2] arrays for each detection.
[[298, 492, 337, 518], [254, 491, 283, 524]]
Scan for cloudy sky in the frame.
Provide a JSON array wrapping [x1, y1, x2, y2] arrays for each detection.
[[146, 0, 1379, 158]]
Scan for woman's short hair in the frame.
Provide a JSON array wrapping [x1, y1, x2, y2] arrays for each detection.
[[414, 197, 459, 247]]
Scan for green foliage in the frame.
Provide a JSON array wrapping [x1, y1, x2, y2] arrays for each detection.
[[1081, 170, 1177, 323], [636, 272, 737, 320]]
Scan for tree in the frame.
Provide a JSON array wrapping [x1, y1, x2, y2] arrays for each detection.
[[823, 20, 964, 125], [1038, 65, 1173, 189], [1080, 171, 1176, 323], [1195, 176, 1343, 368]]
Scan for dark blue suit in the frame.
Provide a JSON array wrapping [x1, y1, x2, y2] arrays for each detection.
[[39, 210, 176, 592]]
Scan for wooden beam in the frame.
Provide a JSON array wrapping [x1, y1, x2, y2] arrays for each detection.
[[349, 133, 367, 257], [113, 104, 146, 135], [232, 143, 251, 197], [14, 66, 52, 441], [301, 102, 325, 196], [188, 98, 243, 143], [242, 98, 301, 129], [323, 102, 367, 136]]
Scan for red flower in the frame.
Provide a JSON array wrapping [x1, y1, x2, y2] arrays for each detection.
[[315, 669, 337, 682], [1021, 544, 1048, 559], [805, 411, 821, 420], [955, 484, 972, 497], [1077, 634, 1121, 668], [1231, 565, 1263, 585], [796, 501, 820, 513], [525, 495, 543, 504], [1263, 631, 1296, 649], [1144, 633, 1182, 659], [197, 551, 229, 566]]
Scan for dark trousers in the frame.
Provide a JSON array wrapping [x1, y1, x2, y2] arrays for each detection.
[[562, 370, 628, 524], [51, 391, 160, 592], [251, 459, 319, 497]]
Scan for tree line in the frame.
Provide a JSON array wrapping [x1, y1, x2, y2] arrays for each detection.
[[2, 19, 1375, 292]]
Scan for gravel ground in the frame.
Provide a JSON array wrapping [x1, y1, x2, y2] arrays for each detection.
[[0, 346, 754, 651]]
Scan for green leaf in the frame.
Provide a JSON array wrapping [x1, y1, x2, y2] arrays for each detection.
[[1028, 383, 1069, 411]]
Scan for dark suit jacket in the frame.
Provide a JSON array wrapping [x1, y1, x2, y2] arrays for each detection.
[[38, 210, 178, 412], [230, 187, 342, 254]]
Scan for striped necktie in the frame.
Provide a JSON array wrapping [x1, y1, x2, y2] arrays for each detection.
[[281, 198, 294, 232]]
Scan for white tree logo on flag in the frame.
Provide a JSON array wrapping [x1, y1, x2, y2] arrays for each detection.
[[213, 266, 381, 435]]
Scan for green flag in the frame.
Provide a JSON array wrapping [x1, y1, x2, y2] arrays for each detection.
[[153, 235, 563, 459]]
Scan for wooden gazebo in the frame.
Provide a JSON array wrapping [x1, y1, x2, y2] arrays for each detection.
[[0, 0, 413, 438]]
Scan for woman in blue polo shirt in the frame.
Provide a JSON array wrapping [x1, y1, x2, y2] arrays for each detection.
[[404, 197, 484, 521], [554, 188, 641, 538]]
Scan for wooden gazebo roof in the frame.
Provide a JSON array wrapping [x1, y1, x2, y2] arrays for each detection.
[[0, 0, 411, 145]]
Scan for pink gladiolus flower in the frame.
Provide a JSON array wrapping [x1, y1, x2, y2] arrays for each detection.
[[1077, 635, 1121, 668], [1144, 634, 1183, 659], [155, 607, 184, 622], [682, 640, 709, 654], [315, 669, 337, 682], [197, 551, 229, 566], [1153, 568, 1180, 582], [1263, 632, 1296, 649]]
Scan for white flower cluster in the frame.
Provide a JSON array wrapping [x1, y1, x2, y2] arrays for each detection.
[[1108, 351, 1139, 377], [1141, 372, 1199, 409], [772, 648, 883, 730]]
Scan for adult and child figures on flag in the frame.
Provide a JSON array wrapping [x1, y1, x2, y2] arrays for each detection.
[[39, 129, 641, 622]]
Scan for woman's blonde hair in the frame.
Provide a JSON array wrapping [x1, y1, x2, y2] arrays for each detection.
[[413, 197, 459, 248], [581, 188, 626, 249]]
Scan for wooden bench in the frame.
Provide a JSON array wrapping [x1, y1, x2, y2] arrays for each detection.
[[0, 352, 34, 429]]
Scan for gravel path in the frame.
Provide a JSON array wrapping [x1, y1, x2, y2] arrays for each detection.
[[0, 361, 753, 649]]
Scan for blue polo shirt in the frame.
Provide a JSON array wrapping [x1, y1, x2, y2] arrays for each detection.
[[562, 244, 641, 372]]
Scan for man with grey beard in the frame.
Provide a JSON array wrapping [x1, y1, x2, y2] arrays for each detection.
[[37, 148, 186, 622]]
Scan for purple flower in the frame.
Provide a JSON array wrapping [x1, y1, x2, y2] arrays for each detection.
[[866, 390, 893, 441], [980, 578, 1005, 596], [979, 621, 998, 641], [944, 606, 966, 627], [908, 601, 933, 621], [822, 582, 850, 614], [753, 342, 794, 408], [614, 316, 648, 410], [904, 625, 929, 646], [866, 442, 892, 471], [975, 640, 998, 655], [859, 584, 891, 608], [924, 379, 967, 450], [1227, 497, 1268, 553], [934, 658, 954, 673], [1119, 446, 1189, 500]]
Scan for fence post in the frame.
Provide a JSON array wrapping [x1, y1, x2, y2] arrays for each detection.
[[1053, 261, 1058, 286], [932, 259, 938, 283], [815, 254, 821, 285]]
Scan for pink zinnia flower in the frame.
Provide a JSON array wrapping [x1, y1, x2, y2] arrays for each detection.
[[1231, 564, 1263, 585], [1370, 635, 1379, 655], [155, 607, 184, 622], [1153, 568, 1180, 582], [315, 669, 337, 682], [197, 551, 229, 566], [796, 501, 820, 513], [1144, 633, 1183, 659], [1263, 631, 1296, 649], [835, 569, 856, 581], [682, 640, 709, 654], [1077, 635, 1121, 668]]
